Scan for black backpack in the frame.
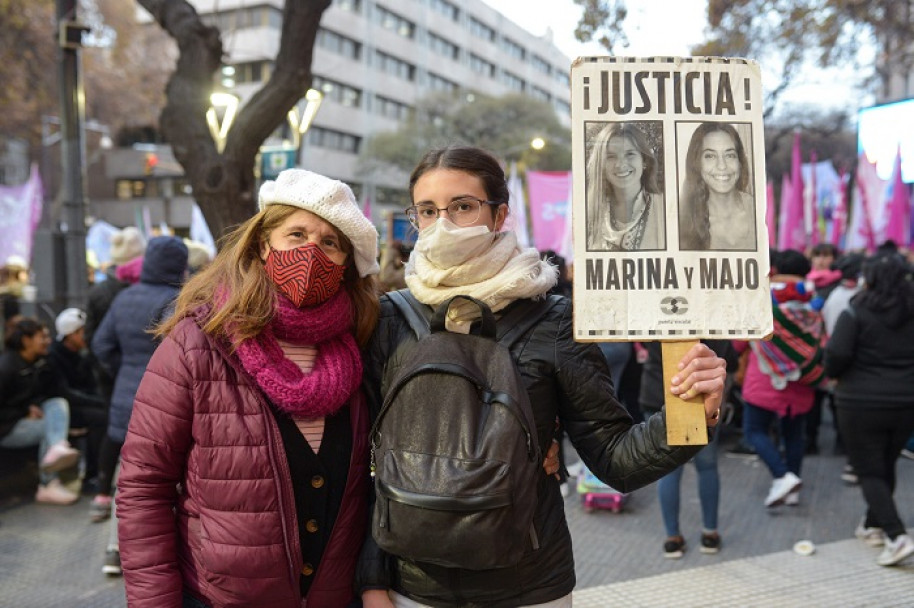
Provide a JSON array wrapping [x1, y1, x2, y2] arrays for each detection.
[[370, 292, 559, 570]]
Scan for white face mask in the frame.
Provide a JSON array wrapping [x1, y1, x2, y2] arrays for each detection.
[[415, 217, 496, 269]]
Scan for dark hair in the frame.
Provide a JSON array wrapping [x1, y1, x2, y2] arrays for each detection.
[[810, 243, 839, 258], [773, 249, 811, 277], [409, 146, 509, 208], [4, 317, 45, 351], [833, 252, 864, 280], [853, 253, 914, 327], [679, 122, 750, 250]]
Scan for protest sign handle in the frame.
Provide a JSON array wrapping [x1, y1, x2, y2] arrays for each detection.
[[662, 340, 709, 446]]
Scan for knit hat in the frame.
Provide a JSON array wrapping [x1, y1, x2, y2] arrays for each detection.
[[183, 239, 213, 273], [258, 169, 379, 277], [55, 307, 87, 340], [110, 227, 147, 265]]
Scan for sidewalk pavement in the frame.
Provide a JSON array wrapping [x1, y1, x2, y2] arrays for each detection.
[[1, 416, 913, 607]]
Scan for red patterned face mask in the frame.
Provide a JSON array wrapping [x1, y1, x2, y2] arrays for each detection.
[[264, 243, 346, 308]]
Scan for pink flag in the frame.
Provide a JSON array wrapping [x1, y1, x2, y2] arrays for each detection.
[[766, 180, 776, 247], [785, 131, 806, 251], [777, 174, 792, 250], [830, 169, 848, 247], [526, 171, 571, 253], [557, 178, 574, 263], [884, 148, 911, 247], [0, 163, 43, 265], [806, 150, 819, 246]]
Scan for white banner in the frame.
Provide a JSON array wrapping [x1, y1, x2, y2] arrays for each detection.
[[571, 57, 773, 341]]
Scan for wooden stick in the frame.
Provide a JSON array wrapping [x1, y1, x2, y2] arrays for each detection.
[[662, 340, 708, 446]]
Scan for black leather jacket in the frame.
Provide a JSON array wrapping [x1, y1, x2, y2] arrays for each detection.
[[356, 294, 703, 607]]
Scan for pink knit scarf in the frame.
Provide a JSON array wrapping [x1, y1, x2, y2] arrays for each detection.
[[234, 290, 362, 417]]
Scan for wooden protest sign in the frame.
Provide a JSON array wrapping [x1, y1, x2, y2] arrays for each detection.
[[569, 57, 774, 445]]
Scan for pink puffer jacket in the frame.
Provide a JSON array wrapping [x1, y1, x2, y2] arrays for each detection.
[[117, 317, 368, 608]]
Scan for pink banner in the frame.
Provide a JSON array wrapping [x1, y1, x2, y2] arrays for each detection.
[[0, 164, 43, 266], [526, 170, 571, 253], [765, 180, 776, 247], [781, 132, 806, 251]]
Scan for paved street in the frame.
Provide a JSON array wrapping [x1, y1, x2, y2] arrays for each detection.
[[2, 415, 913, 607]]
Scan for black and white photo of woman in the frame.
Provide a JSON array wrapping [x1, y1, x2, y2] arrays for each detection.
[[585, 122, 666, 251], [679, 122, 756, 251]]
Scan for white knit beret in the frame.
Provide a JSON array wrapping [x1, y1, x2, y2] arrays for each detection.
[[258, 169, 379, 277]]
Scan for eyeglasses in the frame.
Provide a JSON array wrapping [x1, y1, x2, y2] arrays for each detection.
[[405, 196, 500, 228]]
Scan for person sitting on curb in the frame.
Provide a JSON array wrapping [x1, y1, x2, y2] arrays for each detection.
[[0, 317, 81, 505]]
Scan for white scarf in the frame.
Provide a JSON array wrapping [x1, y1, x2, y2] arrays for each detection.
[[406, 221, 558, 333]]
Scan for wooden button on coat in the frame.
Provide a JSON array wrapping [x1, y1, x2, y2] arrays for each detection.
[[301, 563, 314, 576], [311, 475, 325, 488], [305, 519, 319, 533]]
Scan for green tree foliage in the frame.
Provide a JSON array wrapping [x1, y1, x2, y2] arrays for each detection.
[[362, 91, 572, 174], [575, 1, 913, 116], [698, 0, 913, 111], [572, 0, 629, 53]]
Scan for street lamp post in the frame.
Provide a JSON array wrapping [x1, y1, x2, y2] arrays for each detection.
[[56, 0, 91, 308]]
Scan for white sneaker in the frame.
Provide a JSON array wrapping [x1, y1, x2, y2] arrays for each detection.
[[764, 472, 802, 507], [40, 441, 80, 473], [35, 479, 79, 505], [855, 517, 885, 547], [877, 534, 914, 566]]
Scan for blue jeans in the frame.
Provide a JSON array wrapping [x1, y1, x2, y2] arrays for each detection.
[[658, 430, 720, 536], [743, 400, 805, 479], [0, 397, 71, 484]]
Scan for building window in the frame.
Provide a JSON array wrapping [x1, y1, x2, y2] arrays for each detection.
[[200, 6, 282, 31], [468, 16, 495, 42], [532, 54, 552, 76], [374, 95, 412, 120], [501, 36, 526, 61], [427, 72, 458, 92], [501, 70, 525, 92], [554, 69, 570, 87], [530, 85, 551, 103], [232, 60, 274, 84], [317, 27, 362, 60], [307, 126, 361, 154], [375, 4, 415, 38], [427, 32, 459, 61], [554, 98, 571, 117], [430, 0, 459, 21], [334, 0, 362, 12], [468, 53, 496, 78], [313, 75, 362, 108], [374, 50, 416, 81]]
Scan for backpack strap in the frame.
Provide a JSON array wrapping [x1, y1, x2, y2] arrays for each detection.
[[387, 289, 432, 339], [496, 294, 564, 350], [389, 289, 563, 347]]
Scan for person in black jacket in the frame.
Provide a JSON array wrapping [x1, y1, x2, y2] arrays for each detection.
[[824, 253, 914, 567], [91, 235, 188, 575], [0, 317, 81, 504], [47, 308, 108, 491], [358, 146, 728, 608]]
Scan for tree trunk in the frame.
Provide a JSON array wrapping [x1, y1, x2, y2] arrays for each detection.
[[137, 0, 331, 240]]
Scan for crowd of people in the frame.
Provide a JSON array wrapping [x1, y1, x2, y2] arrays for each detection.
[[2, 144, 913, 606]]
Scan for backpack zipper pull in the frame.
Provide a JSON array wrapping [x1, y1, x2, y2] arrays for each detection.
[[370, 446, 376, 478]]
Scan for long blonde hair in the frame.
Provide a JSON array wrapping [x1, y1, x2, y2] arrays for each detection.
[[157, 205, 380, 348]]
